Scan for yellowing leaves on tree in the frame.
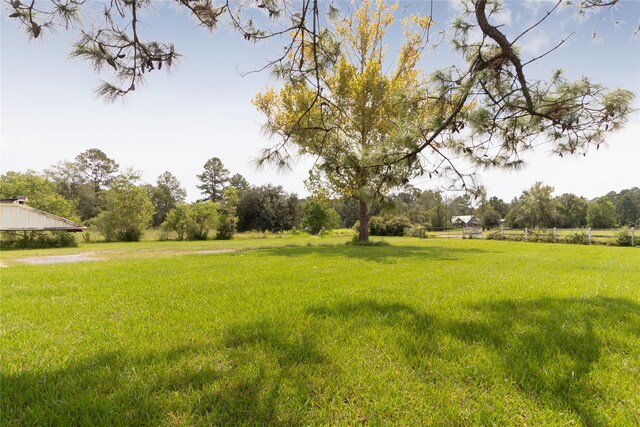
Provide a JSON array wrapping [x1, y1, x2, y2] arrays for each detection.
[[254, 0, 432, 242]]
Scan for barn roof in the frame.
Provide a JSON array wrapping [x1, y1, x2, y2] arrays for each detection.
[[451, 215, 479, 224], [0, 203, 85, 232]]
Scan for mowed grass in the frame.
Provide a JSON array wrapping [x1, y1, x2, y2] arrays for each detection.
[[1, 238, 639, 425]]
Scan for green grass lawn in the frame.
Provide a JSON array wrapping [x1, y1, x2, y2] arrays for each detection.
[[1, 237, 639, 425]]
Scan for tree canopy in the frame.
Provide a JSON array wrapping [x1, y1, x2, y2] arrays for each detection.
[[196, 157, 230, 202]]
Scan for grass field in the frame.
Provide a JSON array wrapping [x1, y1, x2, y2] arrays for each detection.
[[1, 237, 639, 425]]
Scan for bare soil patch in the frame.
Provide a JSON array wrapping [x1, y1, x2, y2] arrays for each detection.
[[16, 254, 103, 265]]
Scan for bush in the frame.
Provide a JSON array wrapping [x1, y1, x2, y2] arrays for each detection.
[[565, 231, 588, 245], [0, 231, 78, 249], [215, 214, 237, 240], [405, 225, 428, 238], [369, 215, 413, 236], [615, 228, 633, 247], [301, 199, 340, 235]]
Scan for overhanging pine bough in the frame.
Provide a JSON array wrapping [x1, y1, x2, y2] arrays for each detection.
[[253, 0, 634, 241]]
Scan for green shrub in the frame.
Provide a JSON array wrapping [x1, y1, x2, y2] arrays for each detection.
[[615, 228, 633, 247], [565, 231, 588, 245], [215, 214, 237, 240], [405, 225, 428, 238], [369, 215, 412, 236], [0, 231, 78, 249]]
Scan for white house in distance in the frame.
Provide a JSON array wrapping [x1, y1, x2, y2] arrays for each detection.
[[451, 215, 480, 228], [0, 196, 85, 232]]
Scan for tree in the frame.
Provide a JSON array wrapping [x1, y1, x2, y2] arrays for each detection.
[[301, 198, 341, 235], [481, 209, 502, 230], [148, 171, 186, 227], [556, 193, 588, 228], [255, 2, 433, 242], [162, 204, 191, 240], [587, 197, 616, 229], [0, 171, 78, 220], [46, 151, 119, 220], [187, 201, 219, 240], [484, 197, 509, 218], [228, 174, 250, 193], [216, 187, 239, 240], [161, 201, 218, 240], [196, 157, 229, 202], [93, 172, 153, 241], [74, 148, 120, 208], [614, 188, 640, 226], [510, 182, 559, 229], [236, 185, 301, 232], [252, 0, 633, 242]]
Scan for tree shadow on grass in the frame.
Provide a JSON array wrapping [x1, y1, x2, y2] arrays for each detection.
[[1, 320, 330, 426], [306, 296, 640, 424], [253, 244, 494, 264]]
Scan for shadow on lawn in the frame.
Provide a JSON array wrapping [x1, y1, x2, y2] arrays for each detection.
[[1, 320, 330, 426], [254, 244, 494, 263], [307, 296, 640, 424]]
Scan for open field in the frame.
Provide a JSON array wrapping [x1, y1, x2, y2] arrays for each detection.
[[1, 237, 639, 425]]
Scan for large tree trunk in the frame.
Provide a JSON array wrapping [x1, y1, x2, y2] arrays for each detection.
[[358, 199, 369, 242]]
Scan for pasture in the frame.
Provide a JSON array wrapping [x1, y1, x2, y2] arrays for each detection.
[[1, 236, 639, 425]]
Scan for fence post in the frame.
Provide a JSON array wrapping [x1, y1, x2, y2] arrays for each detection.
[[524, 227, 528, 241], [588, 227, 592, 244], [553, 227, 557, 243], [500, 224, 504, 239], [462, 228, 466, 239], [632, 227, 636, 247]]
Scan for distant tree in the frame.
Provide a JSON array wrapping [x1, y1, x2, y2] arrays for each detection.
[[75, 148, 119, 208], [197, 157, 229, 201], [511, 182, 559, 228], [148, 171, 187, 227], [485, 197, 510, 218], [0, 171, 78, 220], [216, 187, 238, 240], [187, 201, 219, 240], [236, 185, 300, 232], [162, 201, 218, 240], [46, 153, 117, 220], [417, 190, 444, 211], [333, 198, 360, 229], [94, 172, 153, 241], [162, 204, 190, 240], [447, 194, 474, 217], [427, 204, 448, 229], [615, 188, 640, 226], [301, 198, 341, 235], [556, 193, 588, 228], [228, 173, 250, 193], [481, 209, 502, 230], [587, 197, 617, 229]]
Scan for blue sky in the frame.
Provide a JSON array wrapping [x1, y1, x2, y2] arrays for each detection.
[[1, 0, 639, 202]]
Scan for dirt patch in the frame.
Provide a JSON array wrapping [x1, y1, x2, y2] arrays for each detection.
[[194, 249, 237, 255], [16, 254, 103, 265]]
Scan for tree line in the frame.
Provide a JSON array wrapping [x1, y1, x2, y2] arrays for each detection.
[[1, 148, 637, 247]]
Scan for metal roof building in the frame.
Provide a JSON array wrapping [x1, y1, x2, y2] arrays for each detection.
[[0, 197, 85, 232]]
